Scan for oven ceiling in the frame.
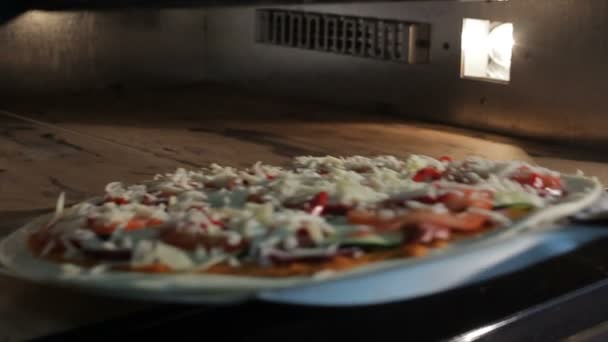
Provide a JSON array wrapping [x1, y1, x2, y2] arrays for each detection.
[[24, 0, 502, 10]]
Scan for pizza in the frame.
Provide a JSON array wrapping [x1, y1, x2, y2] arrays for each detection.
[[22, 155, 585, 278]]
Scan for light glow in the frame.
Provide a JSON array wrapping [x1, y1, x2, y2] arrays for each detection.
[[461, 19, 514, 83], [489, 23, 514, 68]]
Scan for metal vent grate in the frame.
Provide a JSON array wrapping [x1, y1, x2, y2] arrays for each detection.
[[255, 9, 431, 64]]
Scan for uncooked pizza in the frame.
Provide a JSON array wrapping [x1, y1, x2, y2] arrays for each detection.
[[26, 155, 577, 277]]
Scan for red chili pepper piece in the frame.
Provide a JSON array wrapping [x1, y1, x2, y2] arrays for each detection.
[[105, 197, 129, 205], [439, 156, 453, 163], [311, 191, 329, 207], [511, 169, 562, 193], [309, 191, 329, 215], [412, 167, 443, 182], [210, 218, 225, 227]]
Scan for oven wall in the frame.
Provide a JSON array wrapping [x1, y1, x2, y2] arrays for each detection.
[[202, 0, 608, 145], [0, 8, 207, 92], [0, 0, 607, 146]]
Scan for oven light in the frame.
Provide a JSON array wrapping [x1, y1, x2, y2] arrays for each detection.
[[461, 19, 514, 83], [488, 23, 514, 68], [461, 19, 490, 57]]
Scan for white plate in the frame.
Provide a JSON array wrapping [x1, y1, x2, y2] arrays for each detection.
[[0, 175, 603, 304], [259, 226, 608, 306]]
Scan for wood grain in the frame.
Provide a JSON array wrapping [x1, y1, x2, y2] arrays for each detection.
[[0, 114, 180, 211], [1, 85, 606, 214]]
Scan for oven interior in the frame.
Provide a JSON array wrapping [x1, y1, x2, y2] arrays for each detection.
[[1, 0, 608, 340]]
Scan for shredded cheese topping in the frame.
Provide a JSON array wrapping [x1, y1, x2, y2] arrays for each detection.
[[34, 154, 567, 275]]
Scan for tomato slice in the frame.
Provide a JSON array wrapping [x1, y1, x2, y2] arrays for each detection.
[[88, 217, 164, 235], [347, 210, 407, 230], [347, 209, 489, 232], [413, 211, 488, 231], [414, 189, 493, 211], [439, 189, 493, 211]]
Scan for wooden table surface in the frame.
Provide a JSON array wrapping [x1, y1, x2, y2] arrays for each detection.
[[0, 85, 606, 340]]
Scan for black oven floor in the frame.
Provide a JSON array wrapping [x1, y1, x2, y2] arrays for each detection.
[[31, 234, 608, 342]]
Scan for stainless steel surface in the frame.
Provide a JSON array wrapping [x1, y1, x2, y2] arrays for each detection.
[[255, 9, 431, 64], [1, 0, 607, 145], [0, 9, 208, 92], [204, 0, 608, 145]]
